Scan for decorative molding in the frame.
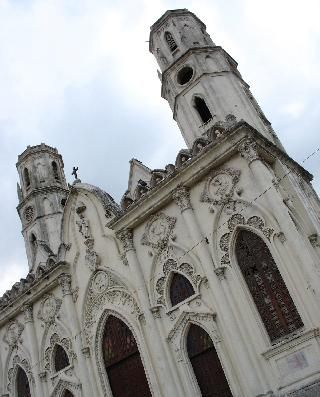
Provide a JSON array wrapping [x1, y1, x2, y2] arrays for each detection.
[[84, 238, 100, 272], [141, 213, 176, 250], [238, 138, 260, 164], [83, 270, 141, 345], [51, 379, 82, 397], [37, 293, 62, 326], [44, 332, 76, 373], [150, 306, 162, 319], [21, 303, 34, 323], [201, 168, 240, 206], [81, 346, 91, 358], [218, 213, 274, 267], [275, 232, 286, 244], [7, 355, 34, 392], [116, 228, 135, 252], [58, 273, 72, 296], [172, 186, 192, 212], [214, 266, 227, 281], [3, 320, 24, 347], [155, 258, 202, 307], [308, 233, 320, 248]]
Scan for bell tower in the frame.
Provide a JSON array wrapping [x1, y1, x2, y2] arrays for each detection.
[[149, 9, 282, 149], [16, 143, 69, 271]]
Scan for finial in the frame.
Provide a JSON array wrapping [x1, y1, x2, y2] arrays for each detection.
[[72, 167, 81, 184]]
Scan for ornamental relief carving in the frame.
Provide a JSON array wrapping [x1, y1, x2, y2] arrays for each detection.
[[83, 270, 141, 345], [38, 293, 62, 327], [51, 379, 82, 397], [141, 212, 176, 250], [218, 213, 274, 267], [44, 333, 76, 373], [7, 355, 34, 392], [3, 320, 24, 348], [201, 168, 240, 206], [155, 257, 203, 307]]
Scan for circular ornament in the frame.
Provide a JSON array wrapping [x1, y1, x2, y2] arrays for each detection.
[[92, 271, 109, 294], [24, 206, 34, 223]]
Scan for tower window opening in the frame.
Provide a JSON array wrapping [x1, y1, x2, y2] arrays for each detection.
[[24, 168, 31, 188], [177, 66, 194, 85], [17, 366, 31, 397], [165, 31, 178, 52], [52, 161, 60, 181], [194, 96, 213, 124]]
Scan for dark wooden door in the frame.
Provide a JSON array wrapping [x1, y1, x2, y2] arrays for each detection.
[[17, 366, 31, 397], [103, 315, 151, 397], [187, 324, 233, 397]]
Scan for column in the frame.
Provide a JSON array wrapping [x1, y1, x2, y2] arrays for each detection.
[[172, 186, 269, 394], [21, 303, 45, 397], [117, 229, 185, 397], [57, 273, 98, 396]]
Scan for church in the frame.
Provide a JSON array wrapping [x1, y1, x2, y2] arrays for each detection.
[[1, 8, 320, 397]]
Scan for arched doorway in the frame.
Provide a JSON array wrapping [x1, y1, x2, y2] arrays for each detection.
[[102, 315, 151, 397], [187, 324, 232, 397], [16, 366, 31, 397], [235, 229, 303, 341]]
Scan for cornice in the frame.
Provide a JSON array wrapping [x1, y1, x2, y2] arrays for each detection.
[[0, 261, 70, 326], [109, 122, 312, 231], [17, 185, 70, 210]]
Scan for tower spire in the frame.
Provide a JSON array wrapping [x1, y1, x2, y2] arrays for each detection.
[[16, 143, 69, 271], [149, 9, 281, 149]]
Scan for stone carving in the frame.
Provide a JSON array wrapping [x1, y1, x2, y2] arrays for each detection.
[[116, 228, 134, 252], [58, 273, 72, 296], [275, 232, 286, 243], [238, 138, 260, 164], [44, 333, 76, 372], [201, 168, 240, 206], [23, 206, 34, 223], [218, 214, 274, 267], [83, 270, 141, 345], [76, 213, 91, 239], [38, 294, 62, 326], [167, 312, 218, 343], [22, 303, 34, 323], [84, 238, 100, 271], [214, 266, 227, 280], [308, 234, 320, 248], [141, 213, 176, 250], [7, 355, 34, 392], [155, 258, 202, 307], [172, 186, 192, 212], [51, 379, 82, 397], [3, 320, 24, 347]]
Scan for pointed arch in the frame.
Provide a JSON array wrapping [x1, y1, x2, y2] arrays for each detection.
[[54, 344, 70, 372], [102, 315, 151, 397], [193, 96, 212, 124], [164, 31, 177, 52], [169, 272, 195, 306], [187, 324, 232, 396], [52, 161, 60, 181], [235, 229, 303, 341], [62, 390, 74, 397], [23, 168, 31, 188]]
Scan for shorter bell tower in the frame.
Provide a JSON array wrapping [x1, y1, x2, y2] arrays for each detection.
[[16, 143, 69, 271], [149, 9, 282, 149]]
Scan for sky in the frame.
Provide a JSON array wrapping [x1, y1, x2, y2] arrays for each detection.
[[0, 0, 319, 295]]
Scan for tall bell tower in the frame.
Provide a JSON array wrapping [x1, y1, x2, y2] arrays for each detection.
[[16, 143, 69, 271], [149, 9, 282, 149]]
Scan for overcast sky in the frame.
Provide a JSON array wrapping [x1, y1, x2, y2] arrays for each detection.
[[0, 0, 319, 295]]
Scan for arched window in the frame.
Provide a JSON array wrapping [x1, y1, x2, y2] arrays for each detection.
[[165, 31, 177, 52], [194, 96, 212, 124], [235, 230, 304, 341], [187, 324, 232, 397], [103, 315, 151, 397], [52, 161, 60, 181], [24, 168, 31, 188], [170, 272, 195, 306], [54, 344, 70, 372], [17, 366, 31, 397]]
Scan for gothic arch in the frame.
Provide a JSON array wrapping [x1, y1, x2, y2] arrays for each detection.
[[192, 94, 213, 124], [95, 309, 153, 397], [7, 355, 35, 397], [167, 312, 236, 396], [43, 333, 76, 374], [51, 379, 82, 397]]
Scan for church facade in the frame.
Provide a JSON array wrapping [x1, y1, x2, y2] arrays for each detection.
[[1, 8, 320, 397]]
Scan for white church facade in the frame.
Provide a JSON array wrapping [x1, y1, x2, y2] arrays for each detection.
[[1, 8, 320, 397]]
